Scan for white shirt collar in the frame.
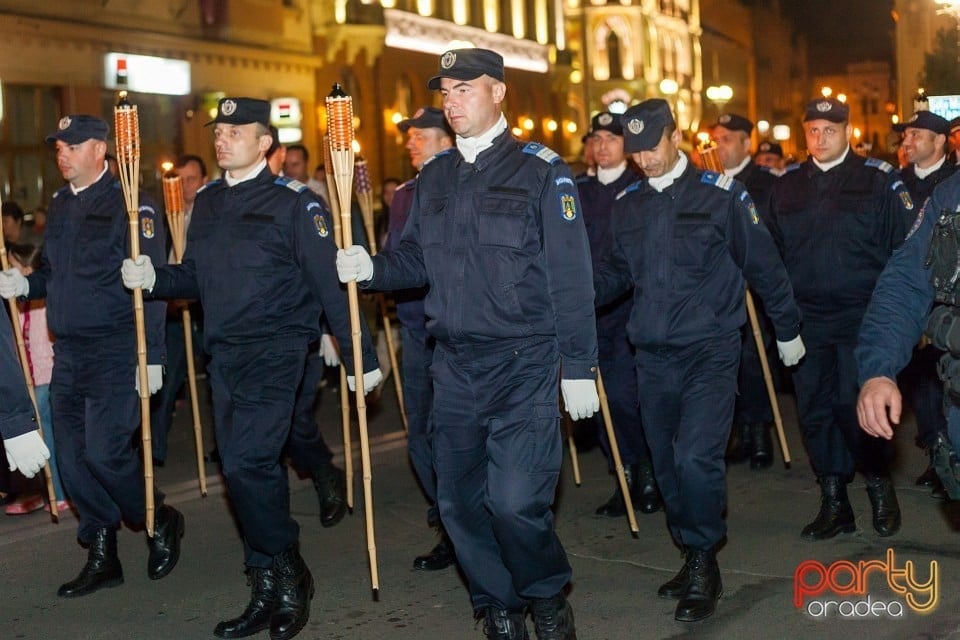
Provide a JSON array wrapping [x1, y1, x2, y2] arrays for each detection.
[[70, 162, 110, 195], [724, 155, 751, 178], [812, 146, 850, 173], [648, 151, 687, 192], [913, 154, 947, 180], [456, 113, 508, 163], [597, 162, 627, 185], [224, 159, 267, 187]]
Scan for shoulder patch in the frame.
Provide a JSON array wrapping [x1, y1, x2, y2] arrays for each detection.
[[275, 176, 308, 193], [865, 157, 894, 174], [196, 179, 221, 195], [139, 205, 157, 239], [615, 181, 642, 200], [422, 148, 454, 168], [522, 142, 561, 165], [783, 163, 801, 174], [555, 176, 575, 187], [559, 192, 579, 221], [700, 171, 735, 191]]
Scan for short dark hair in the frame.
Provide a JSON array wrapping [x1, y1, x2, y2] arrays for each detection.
[[176, 154, 207, 178], [286, 144, 309, 162], [2, 201, 24, 222], [7, 242, 41, 270]]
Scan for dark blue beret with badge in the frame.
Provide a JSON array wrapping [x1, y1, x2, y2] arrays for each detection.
[[621, 99, 676, 153], [45, 115, 109, 145], [713, 113, 753, 135], [398, 106, 454, 137], [206, 97, 271, 128], [893, 110, 950, 136], [590, 111, 623, 136], [803, 97, 849, 123], [428, 48, 505, 90]]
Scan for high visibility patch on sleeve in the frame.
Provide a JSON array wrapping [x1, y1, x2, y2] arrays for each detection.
[[700, 171, 734, 191], [306, 201, 329, 237], [616, 181, 642, 200], [275, 176, 308, 193], [522, 142, 561, 165], [139, 205, 156, 239], [866, 157, 894, 173], [560, 192, 578, 221]]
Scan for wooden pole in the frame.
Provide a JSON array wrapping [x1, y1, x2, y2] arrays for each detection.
[[162, 174, 208, 496], [745, 290, 791, 465], [597, 372, 639, 534], [327, 85, 379, 594], [563, 415, 581, 486], [115, 93, 155, 536]]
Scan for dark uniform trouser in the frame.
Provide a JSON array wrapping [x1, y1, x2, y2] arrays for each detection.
[[286, 347, 334, 474], [734, 312, 775, 426], [432, 337, 571, 612], [208, 339, 307, 568], [898, 345, 947, 449], [150, 317, 206, 462], [594, 330, 648, 467], [52, 338, 161, 543], [401, 326, 438, 522], [793, 341, 893, 478], [636, 332, 740, 551]]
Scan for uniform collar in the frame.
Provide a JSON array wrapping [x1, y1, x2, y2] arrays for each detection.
[[224, 159, 268, 187], [913, 154, 947, 180], [647, 151, 687, 192], [456, 113, 508, 163], [811, 145, 850, 173], [70, 162, 110, 195], [724, 155, 751, 178], [597, 162, 628, 185]]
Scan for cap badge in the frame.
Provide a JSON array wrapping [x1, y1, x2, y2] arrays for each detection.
[[413, 107, 426, 118], [909, 113, 920, 123], [221, 99, 237, 116], [759, 142, 770, 151], [627, 118, 644, 135], [440, 51, 457, 70], [719, 114, 731, 124], [598, 113, 613, 126], [816, 101, 833, 113], [58, 116, 72, 131]]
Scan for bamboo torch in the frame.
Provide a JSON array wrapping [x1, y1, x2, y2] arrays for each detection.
[[0, 221, 58, 519], [161, 173, 208, 496], [354, 159, 407, 433], [597, 372, 639, 535], [115, 91, 155, 536], [326, 83, 379, 594], [323, 136, 354, 510], [699, 142, 790, 466]]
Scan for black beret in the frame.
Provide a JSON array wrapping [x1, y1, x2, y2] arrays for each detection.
[[803, 98, 849, 123], [398, 106, 454, 137], [206, 97, 271, 128], [893, 110, 950, 136], [622, 99, 675, 153], [755, 140, 783, 158], [712, 113, 753, 135], [590, 111, 623, 136], [428, 48, 505, 90], [45, 115, 109, 145]]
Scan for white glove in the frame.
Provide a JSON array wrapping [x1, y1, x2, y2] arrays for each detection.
[[0, 268, 28, 299], [561, 379, 600, 421], [777, 335, 806, 367], [319, 334, 340, 367], [336, 245, 374, 283], [121, 255, 156, 292], [4, 431, 50, 479], [135, 364, 164, 395], [347, 368, 384, 395]]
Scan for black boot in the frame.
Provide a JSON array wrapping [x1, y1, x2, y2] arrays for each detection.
[[594, 465, 635, 517], [57, 527, 124, 598], [657, 551, 690, 600], [147, 504, 185, 579], [932, 432, 960, 499], [674, 548, 722, 622], [865, 474, 901, 537], [482, 607, 529, 640], [725, 423, 750, 464], [634, 458, 662, 514], [413, 528, 455, 571], [749, 422, 773, 470], [313, 463, 347, 528], [270, 543, 315, 640], [916, 449, 947, 498], [214, 567, 278, 638], [529, 593, 576, 640], [800, 476, 856, 540]]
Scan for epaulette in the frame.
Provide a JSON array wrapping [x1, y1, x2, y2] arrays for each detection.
[[399, 178, 417, 190], [196, 179, 221, 194], [865, 157, 894, 174], [521, 142, 561, 165], [275, 176, 308, 193], [615, 181, 643, 200], [782, 163, 802, 174], [700, 171, 735, 191], [575, 174, 593, 184], [423, 148, 454, 167], [53, 184, 71, 199]]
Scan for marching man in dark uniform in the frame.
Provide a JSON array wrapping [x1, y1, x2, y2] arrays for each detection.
[[576, 110, 661, 517], [121, 97, 380, 640], [765, 97, 914, 542], [0, 115, 184, 598], [710, 112, 781, 469], [593, 98, 804, 622], [337, 48, 597, 640], [388, 105, 458, 571]]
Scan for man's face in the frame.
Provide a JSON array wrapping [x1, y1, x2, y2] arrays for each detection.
[[592, 130, 625, 170], [900, 127, 945, 169], [55, 139, 106, 188], [803, 119, 850, 164], [711, 125, 751, 170], [176, 159, 207, 206], [754, 152, 783, 170], [632, 128, 681, 178], [439, 76, 505, 139], [950, 129, 960, 152], [406, 126, 453, 170], [214, 123, 270, 176], [282, 148, 308, 181], [2, 216, 20, 243]]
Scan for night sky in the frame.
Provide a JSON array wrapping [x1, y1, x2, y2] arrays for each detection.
[[782, 0, 896, 73]]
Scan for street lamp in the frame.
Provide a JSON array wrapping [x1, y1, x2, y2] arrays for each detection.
[[705, 85, 733, 116]]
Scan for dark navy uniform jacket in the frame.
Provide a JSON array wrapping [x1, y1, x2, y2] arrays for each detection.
[[26, 170, 167, 363], [0, 318, 36, 440], [733, 160, 778, 216], [151, 166, 376, 374], [765, 152, 914, 345], [384, 178, 429, 344], [900, 159, 957, 209], [594, 157, 801, 349], [366, 131, 598, 379], [577, 167, 637, 334], [856, 173, 958, 383]]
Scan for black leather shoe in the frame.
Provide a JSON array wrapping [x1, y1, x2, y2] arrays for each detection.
[[148, 504, 185, 579], [932, 432, 960, 500], [801, 476, 856, 540], [749, 422, 774, 470], [658, 556, 690, 599], [413, 535, 455, 571], [214, 567, 278, 639], [594, 466, 635, 517], [313, 464, 347, 528], [725, 423, 750, 464], [634, 459, 662, 514], [675, 549, 722, 622], [916, 465, 939, 487], [865, 475, 901, 537], [483, 607, 529, 640], [530, 593, 576, 640], [57, 528, 124, 598], [270, 543, 314, 640]]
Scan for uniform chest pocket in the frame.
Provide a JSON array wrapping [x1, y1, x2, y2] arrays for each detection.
[[674, 213, 714, 267], [77, 215, 117, 262], [227, 213, 284, 270], [419, 198, 447, 247], [838, 191, 875, 215], [478, 194, 527, 249]]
